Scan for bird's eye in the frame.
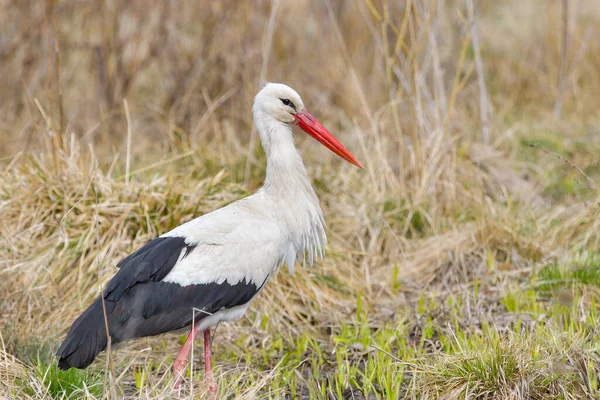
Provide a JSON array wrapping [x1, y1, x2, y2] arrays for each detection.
[[279, 98, 296, 110]]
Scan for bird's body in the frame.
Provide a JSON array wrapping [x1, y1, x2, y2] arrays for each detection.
[[56, 83, 361, 393]]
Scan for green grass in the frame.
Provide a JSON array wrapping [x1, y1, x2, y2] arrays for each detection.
[[153, 265, 598, 399], [535, 252, 600, 294], [24, 363, 104, 399], [185, 271, 599, 399]]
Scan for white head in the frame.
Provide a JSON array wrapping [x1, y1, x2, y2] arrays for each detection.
[[253, 83, 363, 168], [253, 83, 305, 125]]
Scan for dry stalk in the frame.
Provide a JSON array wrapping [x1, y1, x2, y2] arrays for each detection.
[[101, 293, 118, 400], [529, 142, 597, 191], [466, 0, 491, 144], [123, 99, 132, 185], [554, 0, 570, 120]]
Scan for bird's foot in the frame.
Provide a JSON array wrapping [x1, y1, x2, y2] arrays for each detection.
[[207, 380, 218, 400], [172, 359, 188, 391], [172, 378, 183, 392]]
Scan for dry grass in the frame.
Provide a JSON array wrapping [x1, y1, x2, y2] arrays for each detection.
[[1, 0, 600, 399]]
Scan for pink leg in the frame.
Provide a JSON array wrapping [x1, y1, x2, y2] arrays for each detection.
[[172, 323, 201, 390], [204, 329, 218, 399]]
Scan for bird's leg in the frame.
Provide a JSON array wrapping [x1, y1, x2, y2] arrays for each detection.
[[204, 329, 218, 399], [172, 322, 201, 390]]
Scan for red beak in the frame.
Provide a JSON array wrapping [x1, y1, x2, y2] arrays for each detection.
[[294, 110, 363, 169]]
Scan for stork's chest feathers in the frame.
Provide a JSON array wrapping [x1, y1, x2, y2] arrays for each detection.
[[268, 191, 327, 274]]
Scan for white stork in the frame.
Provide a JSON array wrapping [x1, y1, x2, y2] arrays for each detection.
[[56, 83, 363, 395]]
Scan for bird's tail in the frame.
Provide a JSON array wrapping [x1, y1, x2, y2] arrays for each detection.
[[56, 297, 108, 370]]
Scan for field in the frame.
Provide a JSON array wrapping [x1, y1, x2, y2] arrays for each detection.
[[1, 0, 600, 399]]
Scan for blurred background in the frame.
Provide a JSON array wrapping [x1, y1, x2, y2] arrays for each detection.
[[3, 1, 598, 160], [1, 1, 600, 399]]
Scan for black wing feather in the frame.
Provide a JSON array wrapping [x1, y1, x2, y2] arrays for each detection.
[[105, 237, 195, 301]]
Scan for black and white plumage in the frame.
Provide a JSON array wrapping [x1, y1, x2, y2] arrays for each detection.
[[57, 237, 263, 370], [56, 83, 362, 392]]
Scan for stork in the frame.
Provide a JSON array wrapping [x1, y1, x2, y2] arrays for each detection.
[[56, 83, 363, 396]]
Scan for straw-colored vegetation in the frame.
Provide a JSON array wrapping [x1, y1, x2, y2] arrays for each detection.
[[1, 0, 599, 399]]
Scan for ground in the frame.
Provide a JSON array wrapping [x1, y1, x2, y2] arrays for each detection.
[[1, 1, 599, 399]]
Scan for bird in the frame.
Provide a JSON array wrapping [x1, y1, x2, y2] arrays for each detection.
[[56, 83, 363, 395]]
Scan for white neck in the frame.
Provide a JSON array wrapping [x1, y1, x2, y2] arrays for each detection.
[[254, 111, 327, 269], [254, 111, 311, 194]]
